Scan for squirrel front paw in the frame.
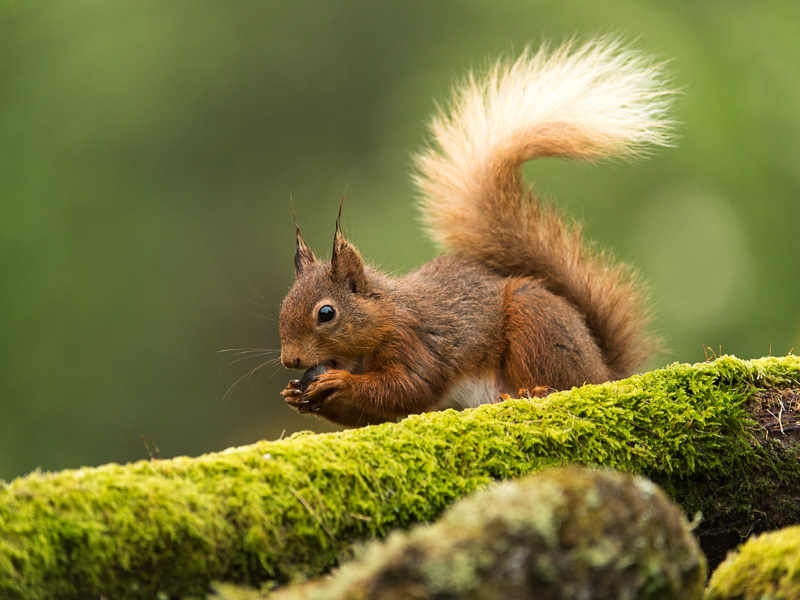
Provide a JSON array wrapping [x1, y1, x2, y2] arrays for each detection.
[[281, 369, 348, 414]]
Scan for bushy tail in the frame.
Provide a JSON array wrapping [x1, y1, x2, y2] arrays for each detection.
[[413, 38, 675, 377]]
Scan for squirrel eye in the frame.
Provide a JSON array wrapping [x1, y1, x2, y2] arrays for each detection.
[[317, 305, 336, 324]]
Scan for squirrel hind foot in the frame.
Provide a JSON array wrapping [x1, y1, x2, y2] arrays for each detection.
[[517, 386, 557, 399]]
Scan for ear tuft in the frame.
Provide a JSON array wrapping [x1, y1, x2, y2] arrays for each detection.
[[294, 225, 317, 276]]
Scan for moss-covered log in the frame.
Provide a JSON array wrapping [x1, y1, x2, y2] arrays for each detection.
[[705, 524, 800, 600], [226, 467, 706, 600], [1, 355, 799, 599]]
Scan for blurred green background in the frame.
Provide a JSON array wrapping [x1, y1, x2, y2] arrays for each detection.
[[1, 1, 799, 481]]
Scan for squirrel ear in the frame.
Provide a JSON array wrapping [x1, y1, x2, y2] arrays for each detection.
[[331, 202, 367, 294], [294, 225, 317, 277], [332, 232, 368, 294]]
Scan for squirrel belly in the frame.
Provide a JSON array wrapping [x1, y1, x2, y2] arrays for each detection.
[[278, 38, 675, 427]]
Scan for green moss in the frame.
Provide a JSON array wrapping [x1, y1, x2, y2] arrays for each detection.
[[227, 467, 706, 600], [0, 355, 798, 599], [705, 525, 800, 600]]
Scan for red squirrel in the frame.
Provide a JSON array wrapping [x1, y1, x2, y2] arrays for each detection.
[[278, 39, 675, 427]]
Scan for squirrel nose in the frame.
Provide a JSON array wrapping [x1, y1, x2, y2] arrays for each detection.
[[281, 354, 301, 369]]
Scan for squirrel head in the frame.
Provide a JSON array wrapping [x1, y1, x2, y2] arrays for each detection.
[[279, 207, 392, 373]]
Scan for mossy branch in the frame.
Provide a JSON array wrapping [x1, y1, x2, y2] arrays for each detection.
[[1, 355, 799, 599]]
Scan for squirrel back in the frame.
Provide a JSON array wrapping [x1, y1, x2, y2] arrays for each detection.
[[279, 38, 676, 426], [414, 38, 674, 377]]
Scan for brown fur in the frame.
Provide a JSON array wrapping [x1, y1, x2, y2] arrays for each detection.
[[278, 40, 674, 426]]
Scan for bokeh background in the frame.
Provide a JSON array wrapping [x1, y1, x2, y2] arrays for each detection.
[[2, 1, 799, 481]]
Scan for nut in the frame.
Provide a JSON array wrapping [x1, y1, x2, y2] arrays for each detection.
[[298, 364, 330, 392]]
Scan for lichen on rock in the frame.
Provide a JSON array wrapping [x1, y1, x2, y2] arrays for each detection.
[[224, 467, 706, 600]]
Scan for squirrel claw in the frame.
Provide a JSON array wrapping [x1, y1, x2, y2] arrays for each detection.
[[284, 395, 324, 414]]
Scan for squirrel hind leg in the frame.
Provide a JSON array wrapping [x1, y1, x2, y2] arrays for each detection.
[[500, 278, 612, 391]]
